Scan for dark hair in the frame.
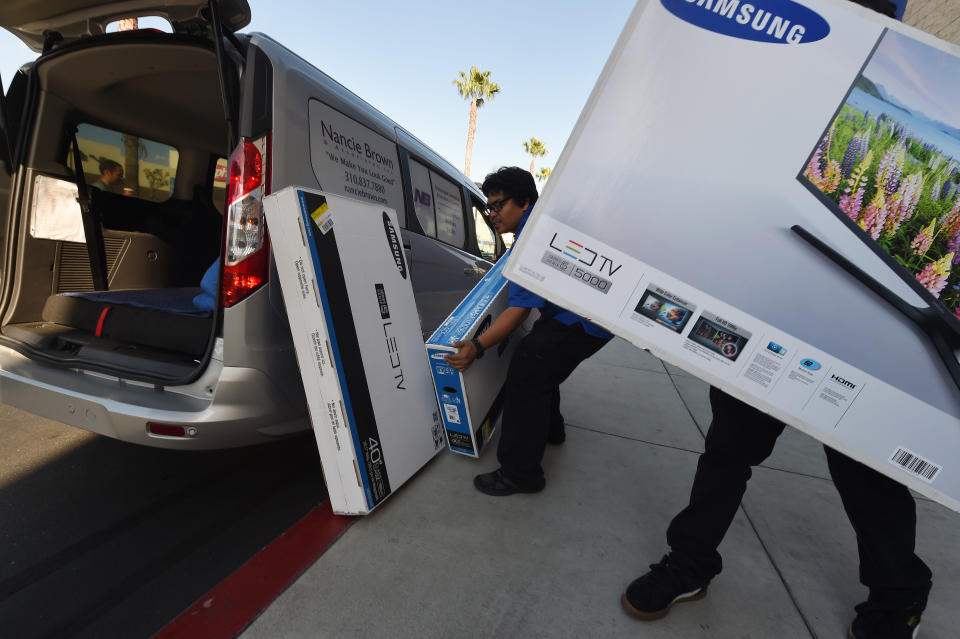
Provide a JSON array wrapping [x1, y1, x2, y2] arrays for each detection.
[[98, 158, 121, 175], [847, 0, 897, 18], [481, 166, 539, 208]]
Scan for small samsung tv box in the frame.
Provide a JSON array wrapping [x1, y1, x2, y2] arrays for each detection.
[[265, 187, 445, 515], [425, 251, 533, 457]]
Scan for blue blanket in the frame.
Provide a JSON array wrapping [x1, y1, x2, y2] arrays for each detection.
[[63, 288, 213, 318], [192, 259, 219, 311]]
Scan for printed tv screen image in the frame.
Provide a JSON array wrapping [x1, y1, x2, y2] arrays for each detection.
[[798, 29, 960, 321], [635, 289, 693, 333]]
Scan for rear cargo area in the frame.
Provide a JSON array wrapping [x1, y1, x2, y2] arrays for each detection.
[[1, 36, 228, 382]]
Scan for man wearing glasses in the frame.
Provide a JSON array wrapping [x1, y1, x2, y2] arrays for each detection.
[[445, 166, 612, 496]]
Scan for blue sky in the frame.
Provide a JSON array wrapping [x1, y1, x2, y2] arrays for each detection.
[[866, 28, 960, 130], [0, 0, 636, 182]]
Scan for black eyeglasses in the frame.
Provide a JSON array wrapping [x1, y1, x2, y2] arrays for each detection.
[[487, 196, 512, 213]]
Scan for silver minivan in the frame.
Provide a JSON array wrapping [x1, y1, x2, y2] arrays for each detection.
[[0, 0, 504, 448]]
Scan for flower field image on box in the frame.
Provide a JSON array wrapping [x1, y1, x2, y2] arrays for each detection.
[[800, 29, 960, 317]]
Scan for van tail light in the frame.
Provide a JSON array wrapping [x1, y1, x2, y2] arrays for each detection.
[[222, 134, 271, 308]]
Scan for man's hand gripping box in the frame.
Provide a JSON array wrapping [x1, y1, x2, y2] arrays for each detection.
[[265, 187, 445, 514], [425, 252, 533, 457]]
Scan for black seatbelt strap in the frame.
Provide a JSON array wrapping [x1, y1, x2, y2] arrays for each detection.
[[0, 71, 12, 172], [70, 133, 108, 291], [208, 0, 237, 150]]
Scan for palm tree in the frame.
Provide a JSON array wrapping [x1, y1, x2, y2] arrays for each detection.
[[523, 138, 548, 175], [536, 166, 552, 185], [453, 67, 500, 178]]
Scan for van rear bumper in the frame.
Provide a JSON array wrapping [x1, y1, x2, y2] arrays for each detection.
[[0, 347, 309, 449]]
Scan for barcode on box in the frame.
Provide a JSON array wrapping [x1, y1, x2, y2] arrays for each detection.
[[888, 447, 941, 484], [443, 403, 461, 425]]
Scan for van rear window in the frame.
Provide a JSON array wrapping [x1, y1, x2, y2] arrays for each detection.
[[74, 123, 179, 202]]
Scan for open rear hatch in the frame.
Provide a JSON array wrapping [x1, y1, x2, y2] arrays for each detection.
[[0, 0, 250, 52], [0, 0, 249, 384]]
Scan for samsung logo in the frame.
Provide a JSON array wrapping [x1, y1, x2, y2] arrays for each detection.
[[661, 0, 829, 44], [382, 212, 407, 279]]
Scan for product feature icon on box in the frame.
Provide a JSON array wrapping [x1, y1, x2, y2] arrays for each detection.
[[766, 341, 788, 357]]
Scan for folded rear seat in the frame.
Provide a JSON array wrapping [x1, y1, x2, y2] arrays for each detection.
[[42, 288, 212, 356]]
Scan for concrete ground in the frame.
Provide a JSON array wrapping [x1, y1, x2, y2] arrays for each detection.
[[241, 338, 960, 639]]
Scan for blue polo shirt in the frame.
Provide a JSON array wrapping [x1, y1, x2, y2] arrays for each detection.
[[508, 207, 613, 340]]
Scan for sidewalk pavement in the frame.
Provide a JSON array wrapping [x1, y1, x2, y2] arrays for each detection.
[[241, 338, 960, 638]]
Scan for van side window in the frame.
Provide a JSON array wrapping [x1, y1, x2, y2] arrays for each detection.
[[473, 206, 497, 261], [409, 159, 436, 237], [75, 123, 179, 202], [431, 171, 465, 247]]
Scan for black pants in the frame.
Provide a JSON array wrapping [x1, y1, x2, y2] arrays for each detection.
[[666, 387, 931, 608], [497, 318, 610, 484]]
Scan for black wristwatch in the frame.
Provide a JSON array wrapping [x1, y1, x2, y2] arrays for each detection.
[[470, 337, 485, 359]]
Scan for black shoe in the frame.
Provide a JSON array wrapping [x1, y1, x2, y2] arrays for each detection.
[[473, 468, 545, 496], [847, 600, 923, 639], [621, 555, 708, 621], [547, 421, 566, 445]]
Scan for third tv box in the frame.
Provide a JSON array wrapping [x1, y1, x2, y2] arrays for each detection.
[[425, 252, 533, 457]]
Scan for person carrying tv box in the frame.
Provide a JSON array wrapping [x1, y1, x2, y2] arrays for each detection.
[[620, 6, 930, 636], [444, 166, 612, 496], [620, 386, 931, 639]]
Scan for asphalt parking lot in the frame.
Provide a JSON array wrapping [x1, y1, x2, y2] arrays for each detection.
[[0, 406, 325, 639]]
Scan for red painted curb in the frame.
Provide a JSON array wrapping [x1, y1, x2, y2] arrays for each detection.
[[154, 502, 355, 639]]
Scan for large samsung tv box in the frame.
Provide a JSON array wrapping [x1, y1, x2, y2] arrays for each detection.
[[504, 0, 960, 512], [265, 187, 445, 515], [425, 252, 533, 457]]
